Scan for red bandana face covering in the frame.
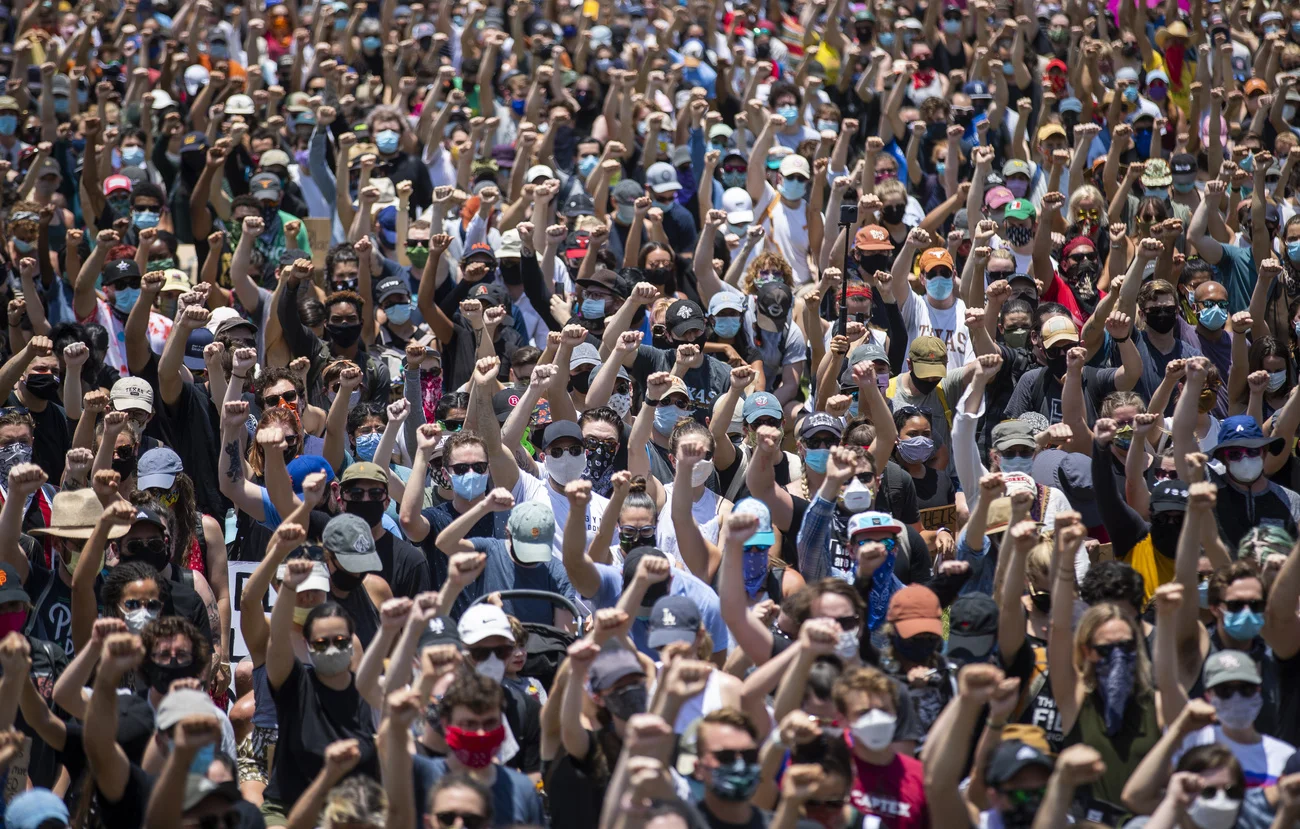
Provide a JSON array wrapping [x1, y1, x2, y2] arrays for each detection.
[[443, 725, 505, 769]]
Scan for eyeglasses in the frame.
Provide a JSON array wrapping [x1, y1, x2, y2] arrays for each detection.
[[1000, 446, 1034, 459], [114, 445, 135, 460], [852, 471, 874, 485], [614, 381, 632, 396], [263, 389, 299, 407], [309, 634, 351, 653], [1067, 251, 1098, 263], [584, 437, 618, 452], [1000, 786, 1047, 806], [449, 461, 489, 475], [123, 598, 164, 613], [151, 652, 193, 667], [986, 269, 1015, 280], [711, 748, 760, 765], [1092, 639, 1137, 658], [896, 405, 933, 420], [1197, 299, 1228, 310], [1200, 785, 1247, 802], [832, 614, 861, 631], [126, 538, 166, 559], [435, 812, 487, 829], [804, 436, 839, 450], [1153, 468, 1178, 481], [619, 524, 656, 542], [1212, 681, 1260, 699], [469, 644, 515, 662], [1221, 446, 1263, 462], [547, 444, 584, 459], [344, 486, 387, 502], [1222, 599, 1266, 613]]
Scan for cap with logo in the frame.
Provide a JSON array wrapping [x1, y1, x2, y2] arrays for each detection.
[[646, 162, 682, 194], [667, 299, 707, 336], [1212, 414, 1286, 455], [1203, 649, 1262, 689], [755, 281, 793, 323], [1149, 479, 1190, 514], [322, 513, 382, 573], [840, 342, 890, 388], [250, 172, 282, 201], [491, 386, 523, 424], [920, 248, 954, 274], [0, 562, 29, 606], [799, 412, 844, 440], [102, 258, 141, 287], [907, 335, 948, 380], [855, 225, 893, 252], [111, 377, 154, 413], [104, 174, 132, 195], [1005, 199, 1037, 220], [341, 461, 388, 486], [779, 154, 811, 178], [731, 497, 775, 547], [458, 602, 514, 645], [468, 282, 509, 309], [647, 595, 702, 648], [417, 615, 463, 650], [984, 186, 1015, 210], [742, 393, 781, 423], [847, 511, 902, 538], [1040, 316, 1080, 347], [985, 737, 1055, 786], [508, 500, 557, 563]]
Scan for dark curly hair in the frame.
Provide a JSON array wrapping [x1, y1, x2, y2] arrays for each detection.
[[1079, 560, 1146, 614], [102, 561, 172, 618], [141, 614, 211, 668]]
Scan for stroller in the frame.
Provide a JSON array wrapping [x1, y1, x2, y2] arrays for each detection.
[[469, 590, 585, 691]]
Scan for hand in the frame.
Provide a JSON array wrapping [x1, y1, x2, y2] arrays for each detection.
[[1248, 370, 1270, 396], [1230, 311, 1253, 333], [1094, 418, 1117, 447], [1153, 582, 1184, 617], [323, 739, 362, 781], [281, 558, 316, 589], [0, 633, 30, 675], [824, 446, 858, 488], [636, 554, 671, 585], [782, 764, 826, 803], [566, 638, 601, 674], [664, 658, 713, 698], [1104, 312, 1132, 340], [101, 632, 145, 676], [799, 618, 841, 656], [565, 480, 592, 507], [7, 463, 46, 500], [222, 400, 250, 433], [676, 343, 703, 370], [1056, 744, 1107, 786]]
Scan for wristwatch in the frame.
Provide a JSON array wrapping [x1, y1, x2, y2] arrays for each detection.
[[645, 398, 662, 407]]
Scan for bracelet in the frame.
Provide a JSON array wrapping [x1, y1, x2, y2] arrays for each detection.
[[232, 373, 249, 380], [645, 398, 662, 407], [1111, 335, 1130, 343]]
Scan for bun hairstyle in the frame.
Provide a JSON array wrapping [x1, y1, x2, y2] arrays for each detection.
[[628, 476, 648, 495], [622, 475, 657, 518]]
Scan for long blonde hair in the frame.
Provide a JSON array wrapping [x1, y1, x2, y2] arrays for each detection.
[[1073, 602, 1152, 694]]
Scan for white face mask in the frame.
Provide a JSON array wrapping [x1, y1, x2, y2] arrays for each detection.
[[836, 628, 860, 661], [475, 653, 506, 682], [1187, 790, 1241, 829], [690, 458, 715, 487], [609, 392, 632, 418], [1267, 369, 1288, 392], [849, 708, 897, 751], [547, 452, 587, 486], [123, 606, 160, 634], [841, 478, 875, 512], [1228, 455, 1264, 484]]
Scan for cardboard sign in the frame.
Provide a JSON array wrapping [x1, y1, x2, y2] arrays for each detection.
[[304, 217, 333, 274], [229, 561, 278, 663]]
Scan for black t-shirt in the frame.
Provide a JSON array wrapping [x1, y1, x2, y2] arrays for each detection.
[[629, 345, 732, 423], [420, 501, 507, 590], [265, 659, 379, 805], [336, 581, 382, 649], [502, 683, 542, 775], [166, 569, 215, 648], [23, 558, 77, 655], [1003, 639, 1063, 753], [9, 635, 69, 790], [138, 356, 226, 517], [374, 530, 433, 599], [97, 761, 154, 829], [545, 727, 623, 828], [912, 467, 957, 531], [13, 397, 72, 484], [878, 461, 922, 526]]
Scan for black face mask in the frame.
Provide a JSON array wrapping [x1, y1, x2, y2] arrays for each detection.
[[331, 568, 365, 591], [1150, 519, 1183, 556], [123, 537, 168, 571], [326, 321, 363, 348], [144, 657, 200, 694], [881, 204, 907, 225], [857, 253, 892, 274], [500, 261, 523, 286], [24, 373, 61, 401], [912, 375, 939, 395], [1046, 352, 1068, 378], [1030, 590, 1051, 613], [1144, 307, 1178, 334], [112, 455, 138, 480], [644, 266, 673, 285], [344, 499, 386, 528]]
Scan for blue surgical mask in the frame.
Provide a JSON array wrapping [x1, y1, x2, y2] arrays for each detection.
[[816, 119, 838, 132], [654, 403, 690, 435], [999, 455, 1034, 475], [363, 35, 382, 51], [0, 115, 17, 136], [54, 97, 69, 115], [581, 297, 607, 320], [616, 203, 636, 224], [1143, 187, 1168, 201], [113, 287, 141, 314], [1002, 61, 1015, 76], [376, 129, 400, 154], [943, 18, 962, 34], [777, 105, 800, 123], [935, 162, 946, 177], [354, 432, 381, 462], [722, 170, 746, 188], [1173, 179, 1197, 193], [780, 179, 807, 200], [1287, 240, 1300, 264], [1223, 608, 1265, 641], [1123, 86, 1139, 103], [133, 209, 161, 229], [121, 146, 145, 167], [1198, 305, 1228, 331], [713, 317, 741, 338], [804, 447, 830, 474], [385, 303, 412, 325], [879, 32, 895, 46], [578, 154, 599, 177], [451, 469, 489, 499], [925, 276, 953, 300], [12, 238, 34, 253]]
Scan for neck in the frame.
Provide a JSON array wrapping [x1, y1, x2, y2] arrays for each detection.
[[1229, 474, 1270, 494], [900, 459, 924, 476], [1196, 323, 1225, 341], [389, 321, 415, 336], [1146, 328, 1175, 350], [1221, 724, 1259, 744], [453, 493, 481, 513], [651, 429, 672, 448], [704, 793, 753, 823], [1220, 628, 1254, 651], [371, 523, 385, 540], [317, 669, 352, 691], [16, 388, 46, 412], [927, 294, 955, 310], [780, 196, 802, 208], [507, 284, 524, 300], [333, 342, 360, 358], [447, 756, 498, 784]]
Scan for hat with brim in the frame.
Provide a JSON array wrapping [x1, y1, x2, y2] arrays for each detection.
[[1211, 414, 1286, 455], [911, 359, 946, 381], [31, 489, 131, 540], [275, 561, 331, 593], [1155, 19, 1189, 48], [182, 775, 242, 813]]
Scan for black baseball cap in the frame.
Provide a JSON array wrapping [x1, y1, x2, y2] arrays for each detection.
[[101, 258, 141, 286], [621, 546, 670, 608], [1150, 479, 1190, 514], [541, 419, 583, 449], [945, 594, 998, 665], [985, 737, 1055, 786], [417, 615, 464, 650], [491, 386, 523, 424], [468, 281, 510, 309], [666, 299, 707, 337]]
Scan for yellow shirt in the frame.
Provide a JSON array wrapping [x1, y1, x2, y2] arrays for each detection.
[[1123, 534, 1176, 606]]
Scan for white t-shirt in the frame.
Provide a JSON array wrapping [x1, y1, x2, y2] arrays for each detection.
[[513, 469, 612, 556], [899, 288, 972, 366], [1176, 725, 1295, 787], [753, 183, 812, 286]]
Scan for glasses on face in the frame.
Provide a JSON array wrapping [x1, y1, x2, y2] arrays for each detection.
[[469, 644, 515, 662], [832, 614, 861, 631], [263, 389, 299, 407], [723, 164, 746, 174], [547, 444, 584, 459], [1153, 467, 1178, 482], [711, 748, 760, 766], [309, 634, 351, 653], [1092, 639, 1137, 658], [126, 538, 166, 558], [344, 486, 387, 502], [584, 437, 618, 452], [151, 650, 193, 666], [1000, 446, 1034, 460], [853, 471, 875, 486], [1067, 251, 1098, 264], [1076, 209, 1101, 222], [114, 445, 135, 460], [750, 416, 782, 431], [1000, 786, 1047, 807], [435, 811, 487, 829], [449, 461, 489, 475], [1045, 345, 1072, 361], [123, 598, 164, 614], [663, 395, 692, 409], [1212, 681, 1260, 700], [1197, 299, 1228, 311], [1221, 446, 1263, 462], [804, 436, 839, 450], [1200, 785, 1247, 802], [442, 419, 464, 432], [1222, 598, 1266, 614], [986, 269, 1015, 281], [619, 524, 656, 543]]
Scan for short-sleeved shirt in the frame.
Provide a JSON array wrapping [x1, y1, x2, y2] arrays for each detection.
[[1214, 244, 1256, 313], [374, 531, 433, 599], [588, 564, 729, 658], [1175, 726, 1296, 787], [847, 748, 929, 829], [420, 501, 508, 589], [629, 345, 733, 420], [413, 756, 546, 828], [1004, 366, 1119, 425], [899, 289, 972, 366], [452, 537, 578, 625]]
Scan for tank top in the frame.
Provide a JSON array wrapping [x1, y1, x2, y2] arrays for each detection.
[[656, 483, 721, 572], [1063, 690, 1161, 822], [252, 663, 279, 729], [672, 669, 725, 734]]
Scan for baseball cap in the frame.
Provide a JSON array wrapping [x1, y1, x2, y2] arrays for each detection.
[[180, 131, 209, 153], [571, 343, 602, 369], [161, 269, 191, 295], [250, 172, 282, 201], [467, 282, 509, 309], [541, 419, 584, 450], [213, 313, 258, 340], [156, 688, 218, 730], [416, 615, 463, 650], [0, 562, 29, 605], [275, 560, 330, 593], [984, 186, 1015, 210], [622, 546, 672, 609], [742, 392, 781, 423], [340, 461, 388, 486], [526, 164, 556, 182], [1058, 97, 1083, 114], [458, 602, 515, 645], [1142, 158, 1173, 187], [1005, 199, 1036, 220], [779, 154, 811, 178], [731, 497, 775, 547], [755, 281, 793, 324], [323, 513, 382, 573], [886, 585, 943, 638], [1149, 479, 1190, 514], [671, 145, 692, 169], [985, 738, 1055, 786], [1036, 123, 1066, 142], [708, 291, 747, 315], [375, 275, 410, 304], [1040, 316, 1079, 347], [666, 299, 707, 337], [589, 644, 644, 691], [508, 501, 556, 563], [102, 258, 141, 287], [647, 595, 702, 648], [709, 123, 734, 141], [855, 225, 893, 251], [1002, 159, 1032, 179], [184, 327, 213, 371], [992, 420, 1037, 452], [907, 336, 947, 380], [799, 412, 844, 439], [137, 447, 183, 490], [919, 247, 954, 274], [183, 776, 242, 813], [260, 149, 291, 169], [462, 241, 496, 264], [646, 162, 682, 194], [4, 789, 69, 829], [497, 229, 523, 261], [1203, 649, 1262, 689], [1244, 78, 1269, 96], [111, 377, 154, 413], [946, 594, 999, 664], [612, 179, 645, 205], [104, 174, 132, 195], [847, 511, 902, 538], [721, 187, 755, 224], [225, 93, 255, 115], [562, 191, 596, 217], [964, 80, 992, 100], [491, 387, 522, 424]]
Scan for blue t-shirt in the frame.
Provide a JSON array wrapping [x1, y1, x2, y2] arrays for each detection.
[[450, 537, 577, 625], [259, 487, 404, 538], [589, 563, 729, 659], [413, 755, 546, 828]]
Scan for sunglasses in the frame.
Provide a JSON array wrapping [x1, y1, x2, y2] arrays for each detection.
[[1001, 786, 1046, 806], [309, 635, 351, 653], [435, 812, 487, 829], [804, 436, 839, 450], [832, 614, 861, 631], [126, 538, 166, 558], [449, 462, 489, 475], [263, 389, 299, 407], [723, 164, 746, 174], [1000, 446, 1034, 459], [711, 748, 760, 765], [619, 524, 656, 542], [584, 437, 618, 452], [123, 598, 164, 613], [1153, 468, 1178, 481], [1221, 446, 1264, 462], [1092, 640, 1137, 658], [1212, 681, 1260, 700], [1200, 785, 1246, 802], [852, 471, 874, 485], [1222, 599, 1266, 613], [1067, 251, 1098, 263], [344, 486, 387, 502], [742, 545, 769, 557], [469, 644, 515, 662], [896, 405, 933, 420], [986, 269, 1015, 281], [547, 444, 584, 459], [114, 446, 135, 460]]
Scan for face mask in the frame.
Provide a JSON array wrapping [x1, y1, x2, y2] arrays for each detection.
[[406, 247, 429, 269], [113, 455, 138, 480], [0, 441, 32, 485], [780, 179, 807, 200], [113, 287, 141, 314], [943, 18, 962, 34], [475, 653, 506, 682], [708, 758, 762, 801], [1174, 177, 1197, 193], [1144, 306, 1178, 334], [511, 98, 527, 116], [376, 129, 400, 154], [451, 470, 489, 499], [1006, 177, 1030, 198], [24, 373, 61, 402], [1002, 61, 1016, 76], [881, 203, 906, 224], [578, 154, 599, 177], [1029, 590, 1051, 613], [148, 258, 177, 271], [331, 568, 365, 591], [1229, 456, 1265, 484], [345, 497, 386, 528], [1222, 607, 1265, 641], [326, 322, 363, 348], [892, 634, 939, 664], [380, 301, 413, 326], [123, 606, 160, 634], [816, 119, 839, 133], [999, 455, 1034, 475], [1196, 304, 1227, 331], [608, 392, 632, 418], [0, 609, 26, 638], [1004, 328, 1030, 349], [836, 628, 860, 661], [293, 605, 312, 626], [605, 682, 648, 720], [738, 549, 769, 597], [690, 458, 715, 487], [1005, 223, 1034, 246], [654, 404, 690, 435], [363, 35, 382, 51], [0, 115, 17, 136], [1268, 370, 1288, 392], [581, 297, 607, 320], [12, 238, 34, 253], [1188, 790, 1242, 829], [841, 478, 875, 512], [1094, 644, 1136, 735], [547, 451, 587, 486], [1211, 687, 1263, 730], [327, 388, 362, 408], [925, 276, 953, 301], [804, 448, 830, 474], [444, 724, 506, 769], [776, 105, 800, 123], [713, 317, 741, 338], [1143, 187, 1168, 201], [1114, 425, 1134, 451], [145, 657, 200, 694], [850, 709, 896, 751], [722, 170, 746, 189], [308, 643, 353, 676], [896, 436, 935, 463], [1123, 86, 1139, 103], [121, 146, 145, 167]]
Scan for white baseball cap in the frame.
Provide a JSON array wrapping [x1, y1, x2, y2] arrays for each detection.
[[458, 603, 515, 645], [721, 187, 754, 224]]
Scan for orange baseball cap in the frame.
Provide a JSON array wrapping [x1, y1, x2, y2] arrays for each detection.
[[886, 585, 943, 638], [919, 247, 955, 273]]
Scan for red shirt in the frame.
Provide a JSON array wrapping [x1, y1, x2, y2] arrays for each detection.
[[848, 750, 929, 829]]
